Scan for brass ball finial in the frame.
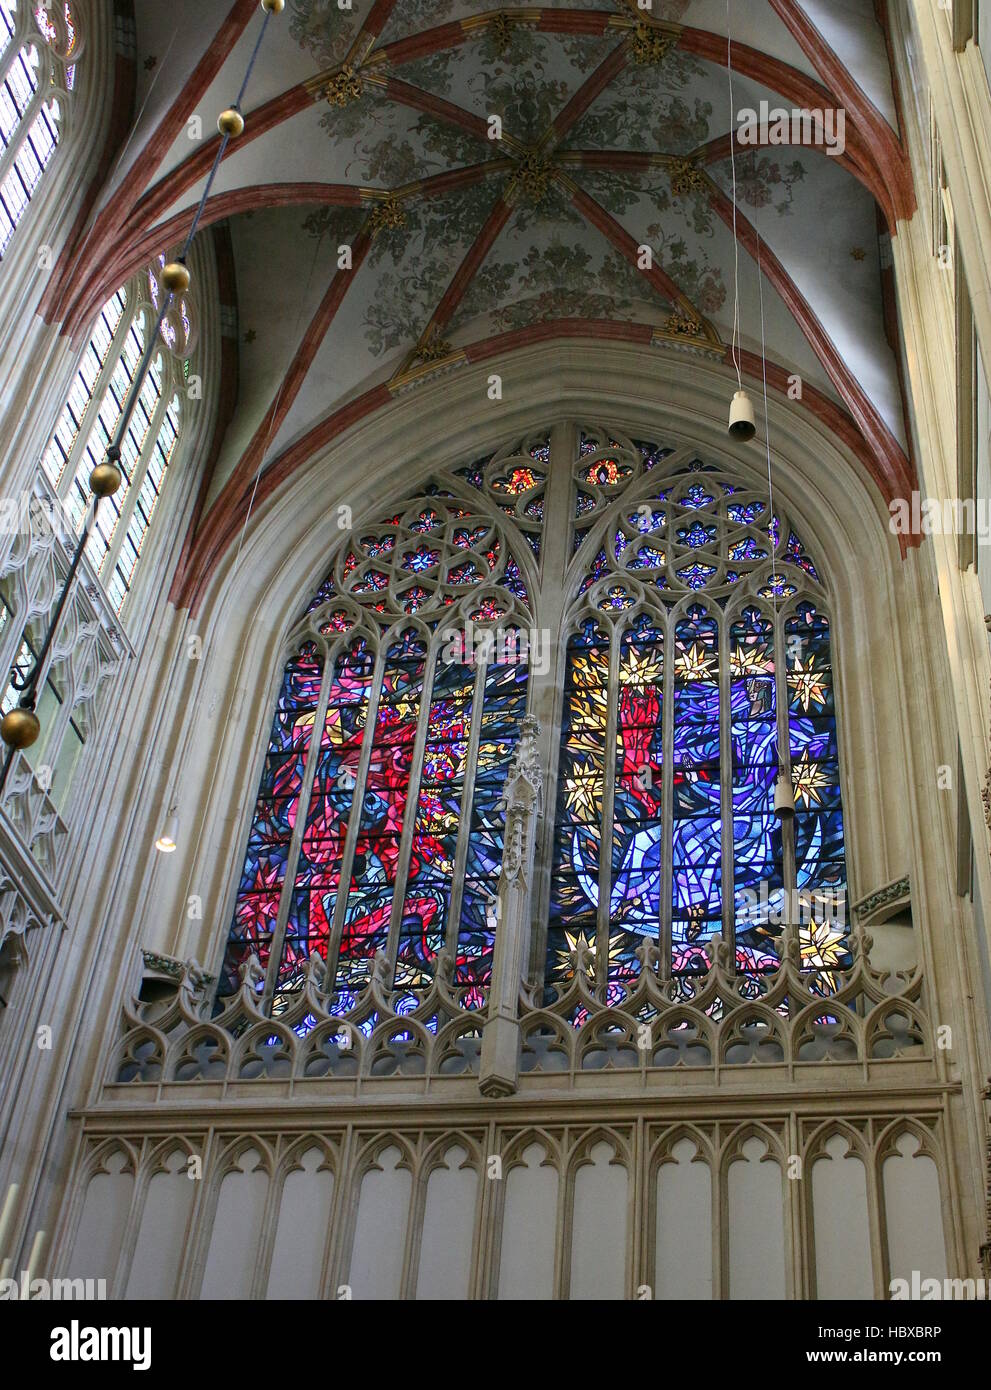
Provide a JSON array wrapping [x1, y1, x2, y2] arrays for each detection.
[[161, 261, 190, 294], [261, 0, 285, 12], [218, 107, 245, 138], [90, 462, 122, 497], [1, 707, 41, 750]]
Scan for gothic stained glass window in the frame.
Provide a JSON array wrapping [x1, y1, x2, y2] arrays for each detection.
[[0, 2, 76, 259], [548, 431, 848, 1000], [221, 425, 849, 1019], [219, 442, 542, 1015]]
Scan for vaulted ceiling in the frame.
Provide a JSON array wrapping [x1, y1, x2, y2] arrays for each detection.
[[44, 0, 919, 606]]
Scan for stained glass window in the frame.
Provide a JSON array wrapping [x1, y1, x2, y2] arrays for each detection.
[[40, 262, 190, 614], [549, 435, 847, 999], [0, 2, 76, 259], [222, 428, 848, 1019], [220, 447, 541, 1016]]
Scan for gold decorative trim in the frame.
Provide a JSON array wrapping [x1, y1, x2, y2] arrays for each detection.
[[664, 311, 703, 337], [416, 336, 453, 363], [668, 156, 709, 198], [507, 148, 554, 206], [322, 63, 364, 108], [368, 194, 407, 235], [630, 19, 678, 66]]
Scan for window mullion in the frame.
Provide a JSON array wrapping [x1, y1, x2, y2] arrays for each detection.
[[0, 39, 33, 105], [324, 642, 388, 993], [384, 640, 439, 971], [775, 600, 797, 919], [526, 420, 574, 989], [597, 616, 621, 997], [101, 379, 169, 584], [444, 648, 487, 959], [718, 606, 734, 946], [56, 296, 136, 502], [261, 640, 336, 1012], [660, 608, 674, 977], [0, 78, 46, 186]]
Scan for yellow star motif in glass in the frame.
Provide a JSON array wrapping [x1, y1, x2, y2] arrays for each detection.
[[619, 646, 663, 686], [791, 749, 832, 808], [787, 653, 828, 711], [675, 640, 717, 681]]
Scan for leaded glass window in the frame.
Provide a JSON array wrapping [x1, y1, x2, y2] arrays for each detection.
[[40, 263, 190, 614], [220, 426, 847, 1015], [0, 1, 76, 259]]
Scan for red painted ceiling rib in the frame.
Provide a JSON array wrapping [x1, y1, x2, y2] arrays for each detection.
[[707, 180, 914, 503], [230, 225, 376, 496], [766, 0, 915, 222], [39, 4, 918, 603], [170, 322, 915, 613], [48, 0, 259, 327], [69, 163, 505, 347]]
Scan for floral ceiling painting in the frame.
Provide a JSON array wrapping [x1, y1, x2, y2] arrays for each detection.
[[83, 0, 917, 578]]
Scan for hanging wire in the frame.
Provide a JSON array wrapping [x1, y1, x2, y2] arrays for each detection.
[[755, 229, 780, 599], [0, 3, 280, 793], [726, 0, 743, 391]]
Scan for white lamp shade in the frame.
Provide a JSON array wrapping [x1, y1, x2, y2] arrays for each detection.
[[728, 389, 757, 441], [155, 812, 179, 853], [773, 772, 795, 819]]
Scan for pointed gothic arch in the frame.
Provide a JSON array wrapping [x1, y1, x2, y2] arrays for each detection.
[[217, 420, 848, 1017]]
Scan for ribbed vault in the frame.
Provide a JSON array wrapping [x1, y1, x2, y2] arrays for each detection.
[[41, 1, 919, 607]]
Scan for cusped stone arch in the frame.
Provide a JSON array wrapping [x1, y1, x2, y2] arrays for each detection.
[[873, 1115, 943, 1167], [497, 1126, 565, 1175], [564, 1124, 634, 1176], [577, 1008, 642, 1071], [275, 1133, 338, 1185], [140, 1134, 200, 1176], [233, 1019, 296, 1080], [803, 1117, 872, 1167], [649, 1122, 716, 1172], [719, 1119, 788, 1169], [207, 1134, 275, 1185], [864, 996, 930, 1060], [519, 1011, 575, 1074], [112, 1025, 166, 1084], [719, 1003, 788, 1066], [169, 1023, 230, 1083], [296, 1016, 362, 1079], [365, 1015, 431, 1079], [417, 1129, 485, 1183], [650, 1009, 715, 1068], [79, 1135, 139, 1184]]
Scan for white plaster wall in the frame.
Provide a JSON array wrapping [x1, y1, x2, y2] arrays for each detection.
[[413, 1144, 477, 1300], [199, 1147, 269, 1300], [882, 1132, 948, 1286], [64, 1149, 132, 1287]]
